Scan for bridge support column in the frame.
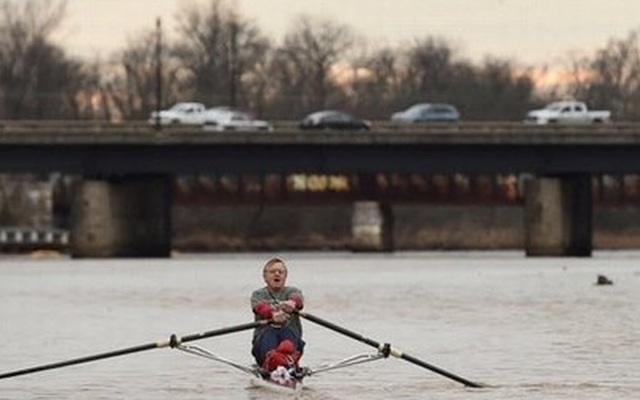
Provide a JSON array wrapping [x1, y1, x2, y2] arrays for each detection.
[[351, 201, 394, 252], [524, 175, 592, 256], [70, 174, 172, 258]]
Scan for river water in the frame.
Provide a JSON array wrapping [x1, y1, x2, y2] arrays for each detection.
[[0, 251, 638, 399]]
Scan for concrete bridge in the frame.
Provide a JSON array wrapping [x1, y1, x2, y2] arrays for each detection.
[[2, 121, 640, 257]]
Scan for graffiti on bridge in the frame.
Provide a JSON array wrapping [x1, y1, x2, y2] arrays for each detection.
[[173, 173, 523, 205]]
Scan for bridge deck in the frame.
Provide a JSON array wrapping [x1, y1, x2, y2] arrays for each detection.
[[2, 122, 640, 177]]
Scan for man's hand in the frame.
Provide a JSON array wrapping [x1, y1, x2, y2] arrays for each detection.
[[280, 300, 297, 313], [272, 310, 289, 324]]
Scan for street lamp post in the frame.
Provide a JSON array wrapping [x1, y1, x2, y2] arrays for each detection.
[[154, 17, 163, 130]]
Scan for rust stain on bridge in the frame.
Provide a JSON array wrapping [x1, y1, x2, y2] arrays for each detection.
[[174, 173, 640, 207], [174, 173, 523, 206]]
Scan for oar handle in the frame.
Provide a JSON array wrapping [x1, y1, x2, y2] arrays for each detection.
[[180, 320, 268, 344], [298, 311, 380, 347]]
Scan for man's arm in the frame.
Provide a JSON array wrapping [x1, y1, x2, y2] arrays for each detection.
[[251, 289, 275, 320]]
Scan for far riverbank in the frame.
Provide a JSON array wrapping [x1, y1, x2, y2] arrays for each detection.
[[172, 204, 640, 252]]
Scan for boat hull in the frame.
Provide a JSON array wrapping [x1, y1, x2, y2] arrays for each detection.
[[249, 376, 303, 394]]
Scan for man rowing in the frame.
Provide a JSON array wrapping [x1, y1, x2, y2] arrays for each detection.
[[250, 257, 305, 381]]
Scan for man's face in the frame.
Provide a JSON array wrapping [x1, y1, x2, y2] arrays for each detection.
[[264, 261, 287, 291]]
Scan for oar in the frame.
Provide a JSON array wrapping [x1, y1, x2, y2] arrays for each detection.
[[298, 311, 485, 388], [0, 320, 267, 380]]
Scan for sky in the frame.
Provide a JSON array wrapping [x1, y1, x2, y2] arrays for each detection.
[[58, 0, 640, 67]]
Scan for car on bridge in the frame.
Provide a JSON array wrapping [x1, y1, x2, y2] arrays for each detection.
[[202, 109, 273, 132], [524, 100, 611, 124], [299, 110, 371, 130], [391, 103, 460, 123], [148, 102, 208, 126]]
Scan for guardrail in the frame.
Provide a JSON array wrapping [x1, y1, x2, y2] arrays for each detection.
[[2, 120, 640, 134], [0, 227, 69, 252]]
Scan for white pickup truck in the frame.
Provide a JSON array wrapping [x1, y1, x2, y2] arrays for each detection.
[[148, 102, 208, 125], [524, 101, 611, 125]]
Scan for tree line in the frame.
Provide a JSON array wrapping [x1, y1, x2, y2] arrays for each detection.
[[2, 0, 640, 122]]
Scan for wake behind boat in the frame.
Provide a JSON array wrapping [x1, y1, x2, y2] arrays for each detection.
[[248, 368, 304, 394]]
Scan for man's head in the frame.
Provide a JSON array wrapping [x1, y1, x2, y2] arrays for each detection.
[[263, 257, 288, 292]]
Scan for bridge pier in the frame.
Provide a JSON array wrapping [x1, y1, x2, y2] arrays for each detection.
[[524, 175, 592, 256], [69, 174, 172, 258], [351, 201, 394, 252]]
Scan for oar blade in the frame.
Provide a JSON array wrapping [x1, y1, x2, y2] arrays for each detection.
[[399, 353, 484, 388], [0, 342, 159, 380]]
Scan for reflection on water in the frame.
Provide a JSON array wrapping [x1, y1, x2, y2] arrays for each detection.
[[0, 251, 639, 399]]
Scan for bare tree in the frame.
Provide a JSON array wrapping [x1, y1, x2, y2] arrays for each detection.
[[98, 28, 183, 121], [350, 36, 537, 121], [270, 15, 356, 114], [172, 0, 271, 109], [0, 0, 85, 119], [568, 30, 640, 120], [401, 37, 457, 103], [350, 47, 402, 117], [463, 58, 536, 120]]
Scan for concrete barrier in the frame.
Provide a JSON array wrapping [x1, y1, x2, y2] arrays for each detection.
[[0, 227, 69, 252]]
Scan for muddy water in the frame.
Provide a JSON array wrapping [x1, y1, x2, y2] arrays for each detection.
[[0, 251, 638, 399]]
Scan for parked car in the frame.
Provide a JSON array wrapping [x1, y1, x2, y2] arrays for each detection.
[[391, 103, 460, 123], [202, 109, 272, 132], [299, 110, 370, 130], [148, 102, 208, 125], [524, 100, 611, 124]]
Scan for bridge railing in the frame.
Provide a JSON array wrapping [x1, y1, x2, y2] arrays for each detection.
[[0, 227, 69, 252], [3, 120, 640, 135]]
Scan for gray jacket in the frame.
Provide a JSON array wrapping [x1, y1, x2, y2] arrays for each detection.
[[250, 286, 304, 339]]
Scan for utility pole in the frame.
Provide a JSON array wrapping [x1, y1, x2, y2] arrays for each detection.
[[154, 17, 163, 130], [228, 16, 238, 108]]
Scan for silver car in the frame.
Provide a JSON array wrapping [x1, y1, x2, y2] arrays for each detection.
[[391, 103, 460, 123], [202, 108, 272, 132]]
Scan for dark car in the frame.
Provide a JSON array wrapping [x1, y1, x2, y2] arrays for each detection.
[[299, 110, 370, 130], [391, 103, 460, 123]]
